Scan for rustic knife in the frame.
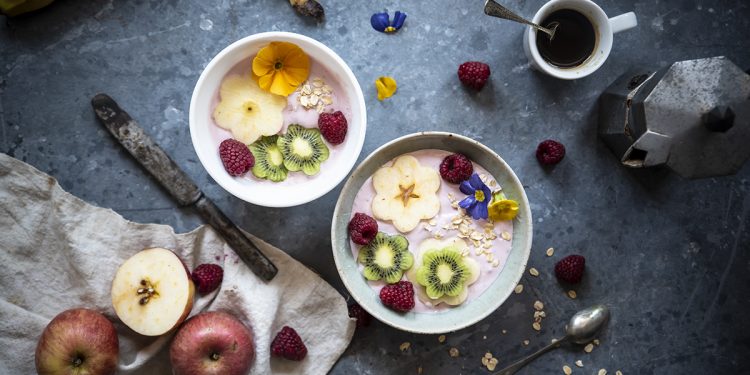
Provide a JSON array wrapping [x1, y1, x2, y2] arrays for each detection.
[[91, 93, 278, 281]]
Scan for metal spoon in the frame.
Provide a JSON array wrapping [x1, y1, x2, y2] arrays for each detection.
[[493, 304, 610, 375], [483, 0, 559, 40]]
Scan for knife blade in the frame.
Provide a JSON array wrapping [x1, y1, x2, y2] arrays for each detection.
[[91, 93, 278, 281]]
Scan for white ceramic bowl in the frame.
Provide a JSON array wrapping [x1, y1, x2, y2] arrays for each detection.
[[332, 132, 533, 334], [189, 32, 367, 207]]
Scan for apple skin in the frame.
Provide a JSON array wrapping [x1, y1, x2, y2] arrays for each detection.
[[170, 311, 255, 375], [35, 308, 119, 375]]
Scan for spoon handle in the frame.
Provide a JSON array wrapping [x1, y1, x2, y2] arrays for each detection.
[[483, 0, 553, 35], [493, 336, 568, 375]]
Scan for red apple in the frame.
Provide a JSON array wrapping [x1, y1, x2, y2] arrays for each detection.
[[35, 308, 119, 375], [170, 311, 255, 375]]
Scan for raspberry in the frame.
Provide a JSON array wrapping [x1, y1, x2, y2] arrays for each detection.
[[318, 111, 348, 145], [219, 139, 254, 176], [379, 281, 415, 312], [439, 153, 474, 184], [348, 213, 378, 245], [554, 255, 586, 284], [457, 61, 491, 90], [536, 140, 566, 165], [191, 264, 224, 294], [271, 326, 307, 361], [348, 303, 372, 327]]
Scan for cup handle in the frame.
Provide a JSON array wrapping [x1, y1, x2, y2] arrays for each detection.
[[609, 12, 637, 34]]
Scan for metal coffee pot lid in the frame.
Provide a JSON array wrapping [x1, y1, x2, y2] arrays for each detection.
[[598, 56, 750, 178]]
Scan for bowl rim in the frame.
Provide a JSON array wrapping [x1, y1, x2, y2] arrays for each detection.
[[189, 31, 367, 207], [331, 132, 533, 334]]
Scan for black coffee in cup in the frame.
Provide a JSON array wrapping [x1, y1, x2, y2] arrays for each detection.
[[535, 9, 596, 68]]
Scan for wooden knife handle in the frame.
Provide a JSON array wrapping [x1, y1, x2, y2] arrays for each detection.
[[194, 196, 278, 281]]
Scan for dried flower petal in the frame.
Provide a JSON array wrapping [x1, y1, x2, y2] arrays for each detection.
[[375, 76, 398, 101]]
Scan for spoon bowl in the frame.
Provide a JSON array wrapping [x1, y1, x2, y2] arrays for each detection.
[[567, 304, 610, 344], [493, 304, 610, 375]]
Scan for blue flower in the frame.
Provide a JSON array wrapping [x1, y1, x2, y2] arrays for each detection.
[[458, 173, 492, 220], [371, 11, 407, 33]]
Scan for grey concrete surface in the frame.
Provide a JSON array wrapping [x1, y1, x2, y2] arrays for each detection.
[[2, 0, 749, 373]]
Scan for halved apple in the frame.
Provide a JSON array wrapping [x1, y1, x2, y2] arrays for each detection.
[[111, 247, 194, 336]]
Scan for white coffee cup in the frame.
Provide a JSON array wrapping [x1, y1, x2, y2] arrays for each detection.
[[523, 0, 637, 80]]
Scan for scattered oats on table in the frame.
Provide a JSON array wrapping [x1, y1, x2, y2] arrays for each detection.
[[575, 360, 583, 367], [568, 290, 577, 299], [563, 365, 573, 375], [546, 247, 555, 256], [523, 339, 530, 346], [584, 343, 594, 353], [400, 342, 411, 351], [417, 365, 423, 374], [534, 300, 544, 311], [481, 352, 499, 371], [532, 322, 541, 331], [598, 369, 607, 375], [438, 334, 446, 343], [502, 329, 507, 334], [593, 339, 600, 346], [615, 371, 623, 375], [529, 267, 540, 276], [514, 284, 524, 294], [449, 347, 460, 357], [487, 357, 498, 371]]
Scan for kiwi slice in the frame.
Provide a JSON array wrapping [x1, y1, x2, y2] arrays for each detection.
[[415, 247, 471, 299], [357, 232, 413, 284], [248, 135, 288, 182], [277, 124, 330, 176]]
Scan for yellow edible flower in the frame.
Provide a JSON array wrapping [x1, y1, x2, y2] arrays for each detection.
[[375, 76, 397, 101], [488, 192, 519, 222], [252, 42, 310, 96]]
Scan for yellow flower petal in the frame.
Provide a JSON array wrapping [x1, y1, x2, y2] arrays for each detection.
[[252, 55, 274, 77], [251, 41, 310, 97], [283, 48, 310, 69], [256, 72, 275, 92], [269, 41, 295, 57], [488, 199, 519, 222], [376, 76, 397, 101], [269, 72, 296, 96], [283, 66, 310, 86]]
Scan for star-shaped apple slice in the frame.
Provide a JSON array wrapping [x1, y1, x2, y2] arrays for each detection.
[[371, 155, 441, 233]]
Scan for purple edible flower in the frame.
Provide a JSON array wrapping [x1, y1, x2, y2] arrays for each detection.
[[458, 173, 492, 220]]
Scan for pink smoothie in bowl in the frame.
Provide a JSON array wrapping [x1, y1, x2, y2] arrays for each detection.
[[349, 149, 514, 313], [189, 32, 367, 208], [208, 50, 353, 186]]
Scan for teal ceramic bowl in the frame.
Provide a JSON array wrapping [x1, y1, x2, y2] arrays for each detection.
[[331, 132, 532, 334]]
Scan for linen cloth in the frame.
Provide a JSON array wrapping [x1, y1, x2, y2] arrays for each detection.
[[0, 153, 354, 374]]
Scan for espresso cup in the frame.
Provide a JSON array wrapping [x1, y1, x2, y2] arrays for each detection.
[[523, 0, 637, 80]]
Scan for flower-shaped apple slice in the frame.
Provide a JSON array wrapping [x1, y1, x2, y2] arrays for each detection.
[[371, 155, 441, 233], [213, 71, 287, 145], [405, 237, 480, 306]]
